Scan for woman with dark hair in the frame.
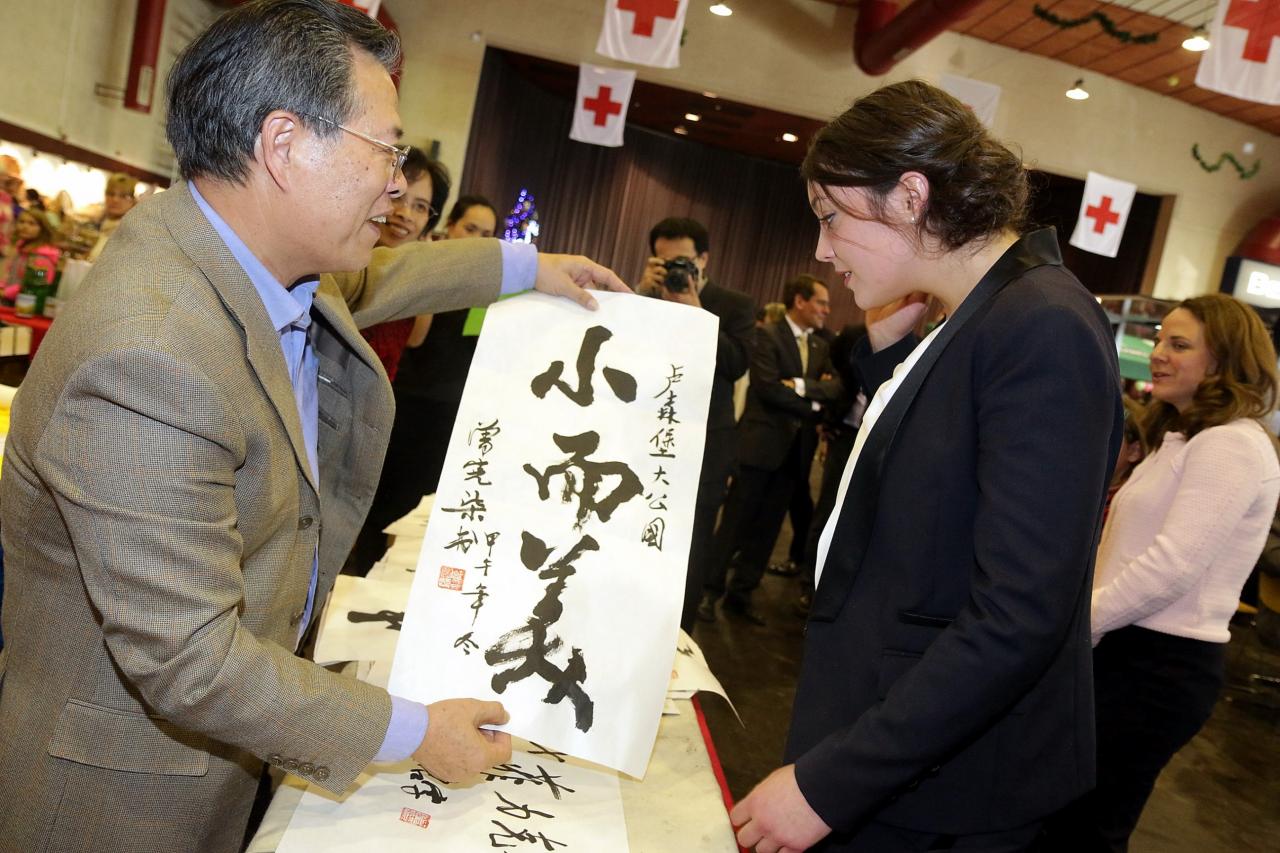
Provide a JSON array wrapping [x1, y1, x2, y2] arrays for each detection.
[[1046, 294, 1280, 851], [729, 80, 1122, 852]]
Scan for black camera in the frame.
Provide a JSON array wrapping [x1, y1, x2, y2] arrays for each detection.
[[662, 256, 700, 293]]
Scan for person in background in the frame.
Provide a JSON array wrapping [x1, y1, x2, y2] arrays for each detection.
[[699, 275, 838, 627], [729, 80, 1121, 852], [2, 208, 61, 302], [758, 301, 787, 326], [0, 155, 22, 254], [346, 195, 500, 575], [1044, 293, 1280, 852], [1103, 396, 1148, 522], [360, 147, 451, 381], [636, 216, 755, 633], [85, 172, 139, 262]]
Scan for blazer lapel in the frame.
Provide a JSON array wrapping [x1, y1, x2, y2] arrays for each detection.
[[162, 183, 318, 494], [809, 229, 1064, 622]]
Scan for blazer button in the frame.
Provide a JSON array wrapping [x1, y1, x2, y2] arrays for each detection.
[[314, 765, 330, 781], [298, 516, 314, 530], [285, 758, 299, 772], [289, 609, 305, 626], [269, 753, 283, 766], [300, 762, 315, 775]]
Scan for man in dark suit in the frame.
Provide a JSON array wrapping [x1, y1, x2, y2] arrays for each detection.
[[699, 275, 842, 626], [638, 218, 755, 633]]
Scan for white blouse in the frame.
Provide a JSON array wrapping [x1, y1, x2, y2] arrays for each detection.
[[814, 324, 945, 588], [1092, 417, 1280, 644]]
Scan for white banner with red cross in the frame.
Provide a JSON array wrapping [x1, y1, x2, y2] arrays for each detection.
[[1196, 0, 1280, 104], [570, 64, 636, 148], [596, 0, 689, 69], [336, 0, 381, 18], [1069, 171, 1137, 259], [938, 74, 1002, 129]]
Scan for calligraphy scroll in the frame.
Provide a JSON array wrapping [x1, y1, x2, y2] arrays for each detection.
[[389, 292, 716, 777]]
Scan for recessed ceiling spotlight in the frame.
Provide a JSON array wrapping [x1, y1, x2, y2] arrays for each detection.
[[710, 3, 733, 17], [781, 132, 798, 143], [702, 91, 718, 99], [1065, 78, 1089, 100], [674, 125, 689, 135], [1182, 25, 1210, 52], [685, 113, 701, 122]]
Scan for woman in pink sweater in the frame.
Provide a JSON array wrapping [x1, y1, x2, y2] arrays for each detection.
[[1048, 293, 1279, 851]]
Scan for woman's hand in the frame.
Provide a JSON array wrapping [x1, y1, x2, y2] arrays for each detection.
[[865, 292, 929, 353]]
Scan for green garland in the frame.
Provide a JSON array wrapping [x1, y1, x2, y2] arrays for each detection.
[[1192, 144, 1261, 179], [1032, 5, 1160, 44]]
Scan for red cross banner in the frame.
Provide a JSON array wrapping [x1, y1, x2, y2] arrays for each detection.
[[336, 0, 381, 18], [596, 0, 690, 69], [1195, 0, 1280, 103], [1069, 171, 1137, 259], [938, 74, 1002, 129], [570, 64, 636, 148]]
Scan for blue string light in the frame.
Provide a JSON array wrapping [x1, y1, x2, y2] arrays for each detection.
[[503, 188, 540, 243]]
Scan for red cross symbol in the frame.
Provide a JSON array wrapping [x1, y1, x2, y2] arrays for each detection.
[[1225, 0, 1280, 63], [1085, 195, 1121, 234], [617, 0, 679, 38], [583, 86, 624, 126]]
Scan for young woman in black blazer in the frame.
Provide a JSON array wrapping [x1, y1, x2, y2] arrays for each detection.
[[729, 81, 1123, 852]]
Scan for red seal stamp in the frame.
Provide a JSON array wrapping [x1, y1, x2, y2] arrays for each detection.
[[399, 807, 431, 829], [437, 566, 465, 591]]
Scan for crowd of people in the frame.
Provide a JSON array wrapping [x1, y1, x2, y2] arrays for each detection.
[[0, 2, 1277, 852]]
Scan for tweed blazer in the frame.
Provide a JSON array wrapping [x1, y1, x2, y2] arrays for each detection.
[[0, 183, 500, 852]]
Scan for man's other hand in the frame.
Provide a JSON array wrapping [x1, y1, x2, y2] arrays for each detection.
[[412, 699, 512, 781], [731, 764, 831, 852], [535, 254, 632, 310]]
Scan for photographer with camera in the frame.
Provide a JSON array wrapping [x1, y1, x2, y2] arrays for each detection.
[[638, 218, 756, 633]]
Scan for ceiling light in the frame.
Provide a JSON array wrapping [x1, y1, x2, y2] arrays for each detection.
[[702, 91, 718, 99], [781, 132, 798, 143], [709, 3, 733, 17], [685, 113, 701, 122], [1065, 78, 1089, 100], [674, 125, 689, 135], [1182, 26, 1210, 52]]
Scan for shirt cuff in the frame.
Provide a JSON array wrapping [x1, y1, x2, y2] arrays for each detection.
[[373, 695, 429, 763], [499, 240, 538, 297], [793, 377, 806, 397]]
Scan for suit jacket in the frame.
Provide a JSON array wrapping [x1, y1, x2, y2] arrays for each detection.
[[737, 318, 842, 472], [697, 281, 756, 434], [0, 183, 501, 852], [785, 230, 1123, 841]]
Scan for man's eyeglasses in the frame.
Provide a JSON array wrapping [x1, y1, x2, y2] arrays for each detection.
[[302, 113, 409, 178], [392, 195, 438, 220]]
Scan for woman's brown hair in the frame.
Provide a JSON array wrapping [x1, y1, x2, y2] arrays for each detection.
[[1143, 293, 1279, 446], [801, 80, 1028, 252]]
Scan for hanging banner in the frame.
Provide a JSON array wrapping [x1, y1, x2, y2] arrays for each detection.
[[570, 64, 636, 148], [337, 0, 382, 18], [388, 292, 716, 778], [1069, 171, 1137, 258], [938, 74, 1002, 128], [596, 0, 689, 69], [1195, 0, 1280, 104]]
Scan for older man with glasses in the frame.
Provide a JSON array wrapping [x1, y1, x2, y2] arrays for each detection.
[[0, 2, 628, 851]]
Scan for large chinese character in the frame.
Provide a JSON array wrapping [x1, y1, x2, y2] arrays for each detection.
[[530, 326, 636, 406], [485, 533, 599, 732], [346, 609, 403, 631], [524, 431, 642, 529]]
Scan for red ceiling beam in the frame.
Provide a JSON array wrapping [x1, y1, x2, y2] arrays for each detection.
[[854, 0, 988, 76]]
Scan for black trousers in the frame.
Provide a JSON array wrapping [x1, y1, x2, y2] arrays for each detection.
[[679, 426, 737, 632], [703, 436, 805, 607], [1041, 625, 1225, 852], [345, 390, 460, 575]]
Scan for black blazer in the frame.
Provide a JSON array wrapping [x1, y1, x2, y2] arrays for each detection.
[[785, 230, 1123, 840], [737, 318, 843, 471], [698, 281, 756, 433]]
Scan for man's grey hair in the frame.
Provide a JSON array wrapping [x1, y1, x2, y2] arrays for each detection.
[[166, 0, 401, 183]]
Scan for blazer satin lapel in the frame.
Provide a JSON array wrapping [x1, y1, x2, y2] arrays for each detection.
[[809, 229, 1064, 622], [161, 183, 318, 494]]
